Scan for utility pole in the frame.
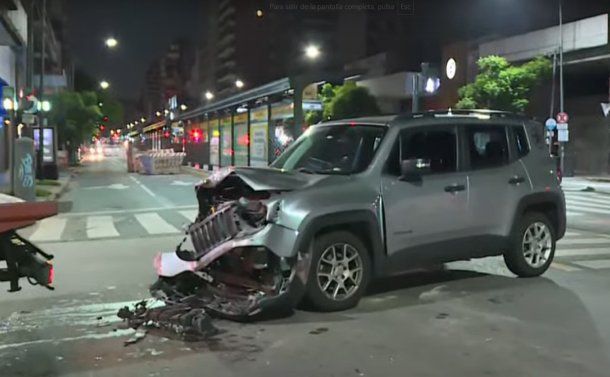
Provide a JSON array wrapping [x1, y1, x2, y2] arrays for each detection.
[[558, 0, 565, 174], [549, 51, 557, 155], [36, 0, 46, 179]]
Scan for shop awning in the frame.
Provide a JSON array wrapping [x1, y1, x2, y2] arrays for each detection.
[[179, 77, 292, 120], [143, 120, 166, 133]]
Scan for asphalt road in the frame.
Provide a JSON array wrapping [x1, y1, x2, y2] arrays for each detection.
[[2, 151, 610, 377]]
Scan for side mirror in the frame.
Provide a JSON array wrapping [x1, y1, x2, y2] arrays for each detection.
[[399, 158, 431, 181]]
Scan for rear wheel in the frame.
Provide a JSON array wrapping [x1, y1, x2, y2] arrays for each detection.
[[504, 212, 556, 277], [303, 231, 371, 311]]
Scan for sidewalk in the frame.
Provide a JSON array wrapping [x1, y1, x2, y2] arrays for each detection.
[[36, 169, 76, 201], [562, 177, 610, 194]]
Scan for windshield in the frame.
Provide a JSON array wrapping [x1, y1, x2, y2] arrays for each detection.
[[270, 124, 386, 174]]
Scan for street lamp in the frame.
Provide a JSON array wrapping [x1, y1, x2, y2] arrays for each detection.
[[105, 37, 118, 48], [155, 111, 162, 117], [235, 79, 244, 89], [99, 80, 110, 90], [41, 100, 52, 112], [2, 98, 13, 111], [305, 44, 321, 60], [205, 91, 214, 100], [180, 104, 188, 111], [140, 117, 146, 123]]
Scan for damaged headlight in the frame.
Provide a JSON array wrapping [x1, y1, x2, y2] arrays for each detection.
[[265, 200, 281, 223], [236, 198, 267, 227]]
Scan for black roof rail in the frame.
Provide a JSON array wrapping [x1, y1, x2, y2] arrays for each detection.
[[396, 109, 529, 121]]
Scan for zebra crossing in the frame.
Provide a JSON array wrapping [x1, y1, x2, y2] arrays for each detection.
[[564, 190, 610, 217], [18, 207, 200, 243], [553, 230, 610, 271]]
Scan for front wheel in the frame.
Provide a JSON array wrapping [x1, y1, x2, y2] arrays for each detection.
[[303, 231, 371, 312], [504, 212, 556, 277]]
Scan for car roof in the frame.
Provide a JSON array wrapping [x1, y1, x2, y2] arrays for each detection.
[[320, 110, 530, 128]]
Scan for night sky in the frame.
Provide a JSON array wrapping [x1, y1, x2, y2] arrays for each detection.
[[66, 0, 610, 102], [66, 0, 202, 101]]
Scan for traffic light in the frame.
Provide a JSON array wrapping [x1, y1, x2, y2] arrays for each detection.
[[102, 115, 109, 122], [99, 125, 106, 131]]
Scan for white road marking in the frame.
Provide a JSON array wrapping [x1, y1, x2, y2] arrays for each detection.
[[564, 196, 610, 206], [28, 217, 67, 242], [564, 231, 582, 237], [83, 183, 130, 190], [566, 211, 584, 217], [178, 209, 199, 222], [555, 247, 610, 257], [566, 205, 610, 215], [571, 259, 610, 270], [551, 262, 581, 272], [134, 212, 179, 234], [86, 216, 119, 238], [558, 238, 610, 246], [61, 205, 198, 217], [129, 175, 157, 198], [565, 198, 610, 209]]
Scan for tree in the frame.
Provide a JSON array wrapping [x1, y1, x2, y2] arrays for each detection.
[[97, 92, 124, 127], [324, 82, 380, 120], [456, 55, 552, 113], [47, 90, 102, 164]]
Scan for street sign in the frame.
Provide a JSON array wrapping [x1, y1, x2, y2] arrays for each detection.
[[558, 129, 569, 142], [556, 112, 569, 124], [557, 123, 568, 131], [545, 118, 557, 130]]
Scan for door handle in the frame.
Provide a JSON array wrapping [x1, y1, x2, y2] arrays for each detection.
[[508, 176, 526, 185], [444, 184, 466, 193]]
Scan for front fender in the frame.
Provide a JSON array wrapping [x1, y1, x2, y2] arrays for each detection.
[[291, 209, 386, 277]]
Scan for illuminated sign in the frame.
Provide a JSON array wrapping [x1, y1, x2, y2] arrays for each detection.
[[446, 58, 457, 80]]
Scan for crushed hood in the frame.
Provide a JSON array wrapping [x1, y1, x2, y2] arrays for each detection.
[[200, 167, 325, 191]]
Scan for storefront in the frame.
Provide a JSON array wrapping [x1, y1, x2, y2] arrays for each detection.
[[233, 111, 248, 166], [249, 105, 269, 167], [219, 113, 232, 167], [209, 116, 220, 168], [177, 76, 329, 170]]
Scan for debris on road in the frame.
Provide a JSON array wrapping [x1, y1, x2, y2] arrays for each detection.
[[117, 300, 220, 344]]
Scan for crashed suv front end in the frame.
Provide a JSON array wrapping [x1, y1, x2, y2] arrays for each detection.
[[152, 167, 314, 319]]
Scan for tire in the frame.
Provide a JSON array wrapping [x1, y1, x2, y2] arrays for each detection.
[[303, 231, 371, 312], [504, 212, 556, 277]]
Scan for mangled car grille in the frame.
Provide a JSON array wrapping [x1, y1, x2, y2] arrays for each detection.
[[188, 204, 241, 256]]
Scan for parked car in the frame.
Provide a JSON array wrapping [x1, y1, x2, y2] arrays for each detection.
[[154, 109, 566, 316]]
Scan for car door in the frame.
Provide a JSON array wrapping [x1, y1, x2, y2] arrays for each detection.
[[381, 125, 470, 263], [463, 123, 532, 238]]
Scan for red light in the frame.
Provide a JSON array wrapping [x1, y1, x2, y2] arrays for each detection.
[[349, 122, 357, 127], [99, 125, 105, 131], [47, 262, 54, 285], [163, 131, 170, 138], [153, 253, 162, 275], [238, 134, 249, 146], [102, 115, 109, 122]]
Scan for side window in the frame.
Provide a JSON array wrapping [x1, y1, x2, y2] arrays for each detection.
[[402, 128, 457, 174], [466, 126, 509, 170], [512, 126, 530, 158]]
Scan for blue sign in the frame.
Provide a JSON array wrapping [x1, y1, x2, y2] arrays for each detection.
[[545, 118, 557, 131]]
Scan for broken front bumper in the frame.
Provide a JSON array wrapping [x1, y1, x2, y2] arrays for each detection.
[[153, 209, 310, 319]]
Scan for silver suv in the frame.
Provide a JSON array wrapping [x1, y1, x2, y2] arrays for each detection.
[[154, 110, 566, 317]]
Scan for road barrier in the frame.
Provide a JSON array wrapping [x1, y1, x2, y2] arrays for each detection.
[[134, 150, 185, 175]]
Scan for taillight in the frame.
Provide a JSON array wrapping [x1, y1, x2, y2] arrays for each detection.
[[47, 262, 54, 285]]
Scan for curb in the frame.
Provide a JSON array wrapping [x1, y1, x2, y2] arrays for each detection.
[[37, 173, 73, 202], [180, 165, 211, 179]]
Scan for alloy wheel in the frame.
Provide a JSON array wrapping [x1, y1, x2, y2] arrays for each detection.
[[316, 243, 363, 301]]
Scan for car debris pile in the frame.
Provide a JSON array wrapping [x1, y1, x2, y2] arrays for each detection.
[[117, 168, 311, 339]]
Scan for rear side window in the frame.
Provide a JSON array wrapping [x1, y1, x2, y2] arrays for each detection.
[[466, 126, 509, 169], [512, 126, 530, 158]]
